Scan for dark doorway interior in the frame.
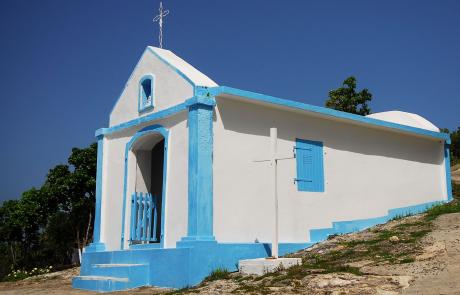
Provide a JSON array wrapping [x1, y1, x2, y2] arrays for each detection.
[[150, 139, 164, 242]]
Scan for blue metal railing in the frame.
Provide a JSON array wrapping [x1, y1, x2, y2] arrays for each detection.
[[130, 192, 158, 243]]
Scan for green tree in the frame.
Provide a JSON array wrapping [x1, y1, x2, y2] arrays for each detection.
[[41, 212, 75, 265], [450, 127, 460, 165], [0, 142, 97, 278], [40, 143, 97, 255], [0, 200, 23, 276], [325, 76, 372, 115], [440, 127, 460, 166]]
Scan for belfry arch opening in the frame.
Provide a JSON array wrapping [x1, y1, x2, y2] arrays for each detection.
[[130, 132, 165, 245]]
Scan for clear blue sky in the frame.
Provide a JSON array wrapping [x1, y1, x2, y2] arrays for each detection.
[[0, 0, 459, 202]]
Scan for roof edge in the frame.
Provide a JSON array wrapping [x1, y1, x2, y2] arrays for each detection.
[[209, 86, 450, 143]]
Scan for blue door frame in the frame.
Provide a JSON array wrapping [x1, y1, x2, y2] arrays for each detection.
[[120, 125, 169, 249]]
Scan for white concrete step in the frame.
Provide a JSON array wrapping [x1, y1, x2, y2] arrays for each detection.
[[75, 275, 129, 282]]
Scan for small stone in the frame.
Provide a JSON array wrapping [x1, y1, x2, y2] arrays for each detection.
[[291, 279, 302, 287], [391, 276, 413, 289], [316, 280, 329, 288], [389, 236, 400, 243], [329, 278, 353, 287]]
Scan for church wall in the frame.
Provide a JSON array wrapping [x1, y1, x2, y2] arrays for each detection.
[[212, 97, 447, 243], [109, 48, 194, 127], [100, 112, 189, 250]]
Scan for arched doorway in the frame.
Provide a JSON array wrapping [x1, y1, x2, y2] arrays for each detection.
[[121, 125, 168, 248]]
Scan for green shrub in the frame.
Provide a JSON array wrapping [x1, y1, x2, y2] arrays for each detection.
[[425, 201, 460, 221], [204, 268, 230, 281], [4, 266, 53, 282], [452, 181, 459, 200]]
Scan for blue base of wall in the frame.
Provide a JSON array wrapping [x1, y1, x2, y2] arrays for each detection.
[[309, 200, 442, 242], [73, 199, 445, 292], [84, 242, 106, 253], [73, 242, 311, 292]]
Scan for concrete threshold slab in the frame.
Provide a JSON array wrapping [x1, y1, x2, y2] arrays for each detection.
[[238, 257, 302, 276]]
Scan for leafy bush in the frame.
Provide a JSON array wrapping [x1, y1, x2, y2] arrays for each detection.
[[204, 268, 230, 281], [4, 266, 53, 282], [452, 181, 459, 201]]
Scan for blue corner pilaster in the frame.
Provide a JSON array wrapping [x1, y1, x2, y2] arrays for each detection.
[[85, 134, 106, 252], [445, 142, 453, 201], [182, 89, 216, 242]]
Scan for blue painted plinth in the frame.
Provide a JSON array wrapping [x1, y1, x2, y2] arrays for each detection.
[[72, 242, 310, 292], [73, 199, 444, 292], [84, 242, 106, 253]]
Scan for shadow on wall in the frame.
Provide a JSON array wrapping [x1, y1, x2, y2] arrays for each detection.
[[216, 97, 444, 166], [108, 111, 188, 141]]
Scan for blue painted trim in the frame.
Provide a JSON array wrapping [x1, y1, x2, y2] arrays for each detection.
[[445, 143, 453, 201], [207, 86, 449, 142], [96, 97, 217, 137], [146, 47, 196, 87], [295, 139, 325, 192], [182, 95, 215, 241], [130, 243, 162, 250], [120, 124, 169, 249], [138, 74, 155, 113], [309, 200, 442, 242], [185, 96, 216, 107], [85, 135, 106, 252], [96, 102, 188, 137]]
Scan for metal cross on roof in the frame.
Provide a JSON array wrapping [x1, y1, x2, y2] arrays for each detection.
[[153, 1, 169, 48]]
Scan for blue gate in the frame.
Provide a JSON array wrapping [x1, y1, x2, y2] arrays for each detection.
[[130, 192, 159, 243]]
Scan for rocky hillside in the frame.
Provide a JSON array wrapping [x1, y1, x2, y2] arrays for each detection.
[[171, 207, 460, 294]]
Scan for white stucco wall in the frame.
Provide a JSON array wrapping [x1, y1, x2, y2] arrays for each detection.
[[212, 97, 447, 244], [109, 48, 194, 127], [100, 112, 189, 250], [99, 46, 221, 250]]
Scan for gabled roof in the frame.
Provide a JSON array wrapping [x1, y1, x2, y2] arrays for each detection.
[[147, 46, 218, 87]]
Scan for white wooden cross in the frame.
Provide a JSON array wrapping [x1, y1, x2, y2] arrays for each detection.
[[153, 1, 169, 48], [253, 128, 294, 258]]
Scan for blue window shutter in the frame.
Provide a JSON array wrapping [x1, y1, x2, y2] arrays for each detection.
[[295, 139, 325, 192]]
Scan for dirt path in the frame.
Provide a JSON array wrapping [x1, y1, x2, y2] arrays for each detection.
[[348, 213, 460, 294], [402, 213, 460, 294], [0, 268, 89, 295], [1, 213, 459, 294]]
